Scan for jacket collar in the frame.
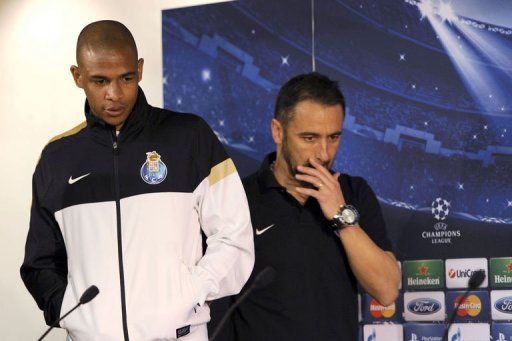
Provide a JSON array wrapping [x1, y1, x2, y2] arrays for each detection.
[[84, 87, 150, 142], [257, 152, 286, 191]]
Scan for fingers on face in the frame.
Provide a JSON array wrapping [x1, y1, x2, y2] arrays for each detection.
[[295, 173, 322, 188], [298, 163, 333, 186], [295, 186, 318, 198]]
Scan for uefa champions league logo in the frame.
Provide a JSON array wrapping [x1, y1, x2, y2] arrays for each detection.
[[431, 197, 450, 221], [421, 197, 461, 244], [432, 197, 451, 231]]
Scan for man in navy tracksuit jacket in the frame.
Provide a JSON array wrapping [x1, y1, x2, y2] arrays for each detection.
[[20, 20, 254, 341]]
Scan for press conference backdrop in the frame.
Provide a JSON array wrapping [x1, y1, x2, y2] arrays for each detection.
[[162, 1, 512, 339]]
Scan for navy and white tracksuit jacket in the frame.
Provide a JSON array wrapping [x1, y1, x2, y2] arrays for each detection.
[[20, 88, 255, 340]]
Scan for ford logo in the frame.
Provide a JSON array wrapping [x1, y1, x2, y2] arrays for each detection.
[[494, 297, 512, 314], [407, 298, 441, 315]]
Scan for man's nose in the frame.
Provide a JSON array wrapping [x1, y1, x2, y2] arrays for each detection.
[[105, 81, 122, 101], [315, 140, 329, 163]]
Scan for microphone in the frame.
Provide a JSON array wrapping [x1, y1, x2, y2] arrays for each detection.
[[442, 270, 485, 341], [37, 285, 99, 341], [79, 285, 100, 304], [209, 267, 277, 341]]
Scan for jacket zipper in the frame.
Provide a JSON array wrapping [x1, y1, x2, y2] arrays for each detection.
[[112, 132, 130, 341]]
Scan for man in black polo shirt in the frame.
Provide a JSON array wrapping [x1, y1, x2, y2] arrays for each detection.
[[231, 73, 400, 340]]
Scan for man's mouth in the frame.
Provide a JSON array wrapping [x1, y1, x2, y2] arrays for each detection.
[[105, 106, 125, 116]]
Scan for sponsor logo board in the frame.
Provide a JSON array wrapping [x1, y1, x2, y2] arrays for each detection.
[[363, 324, 403, 341], [403, 292, 446, 321], [445, 291, 489, 321], [362, 293, 402, 322], [403, 322, 444, 341], [492, 290, 512, 320], [403, 260, 444, 290], [491, 258, 512, 288], [492, 322, 512, 341], [446, 323, 490, 341], [445, 258, 488, 289]]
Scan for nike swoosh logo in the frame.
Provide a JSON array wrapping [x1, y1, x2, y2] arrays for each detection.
[[68, 173, 91, 184], [255, 224, 276, 236]]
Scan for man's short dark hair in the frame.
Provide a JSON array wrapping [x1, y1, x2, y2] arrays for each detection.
[[76, 20, 138, 65], [274, 72, 346, 127]]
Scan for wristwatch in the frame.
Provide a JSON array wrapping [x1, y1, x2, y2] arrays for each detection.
[[329, 205, 359, 230]]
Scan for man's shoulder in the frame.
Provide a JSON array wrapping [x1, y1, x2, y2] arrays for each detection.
[[151, 107, 206, 128], [150, 108, 220, 141], [241, 170, 261, 197], [339, 173, 368, 189], [339, 173, 375, 202], [41, 121, 88, 158], [242, 171, 259, 189]]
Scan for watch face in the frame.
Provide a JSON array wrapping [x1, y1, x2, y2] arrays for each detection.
[[341, 208, 356, 224]]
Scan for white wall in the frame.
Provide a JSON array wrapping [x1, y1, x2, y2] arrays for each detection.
[[0, 0, 228, 339]]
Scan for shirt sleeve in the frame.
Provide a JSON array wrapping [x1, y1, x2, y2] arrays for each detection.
[[20, 154, 68, 326], [190, 118, 255, 305], [353, 177, 393, 253]]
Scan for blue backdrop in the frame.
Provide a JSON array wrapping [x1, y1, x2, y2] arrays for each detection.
[[162, 0, 512, 338]]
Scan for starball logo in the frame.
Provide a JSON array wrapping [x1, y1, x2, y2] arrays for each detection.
[[431, 197, 450, 221], [421, 197, 461, 244]]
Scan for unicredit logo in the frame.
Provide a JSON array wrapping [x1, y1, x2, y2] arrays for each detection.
[[448, 268, 477, 278], [407, 298, 441, 315], [494, 297, 512, 314]]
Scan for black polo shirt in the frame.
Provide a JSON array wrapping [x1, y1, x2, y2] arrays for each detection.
[[232, 153, 393, 341]]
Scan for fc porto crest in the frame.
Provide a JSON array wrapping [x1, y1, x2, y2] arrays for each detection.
[[140, 151, 167, 185]]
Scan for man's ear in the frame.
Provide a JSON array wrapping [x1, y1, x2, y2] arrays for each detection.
[[137, 58, 144, 82], [271, 118, 284, 145], [70, 65, 83, 88]]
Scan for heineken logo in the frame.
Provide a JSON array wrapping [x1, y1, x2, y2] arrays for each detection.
[[420, 263, 428, 275], [403, 260, 444, 290], [495, 275, 512, 284], [407, 278, 440, 285], [490, 258, 512, 288]]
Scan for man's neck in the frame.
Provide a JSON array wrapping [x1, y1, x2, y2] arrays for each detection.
[[272, 158, 309, 205]]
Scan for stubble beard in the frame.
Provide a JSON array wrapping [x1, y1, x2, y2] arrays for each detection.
[[282, 131, 318, 189]]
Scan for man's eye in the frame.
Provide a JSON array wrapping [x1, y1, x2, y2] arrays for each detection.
[[303, 136, 314, 142], [94, 79, 106, 85], [330, 135, 340, 142], [124, 76, 134, 82]]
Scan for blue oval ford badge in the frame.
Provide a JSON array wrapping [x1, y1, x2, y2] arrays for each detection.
[[494, 297, 512, 314], [407, 298, 441, 315]]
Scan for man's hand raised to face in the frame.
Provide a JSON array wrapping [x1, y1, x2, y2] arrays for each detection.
[[294, 157, 346, 220]]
